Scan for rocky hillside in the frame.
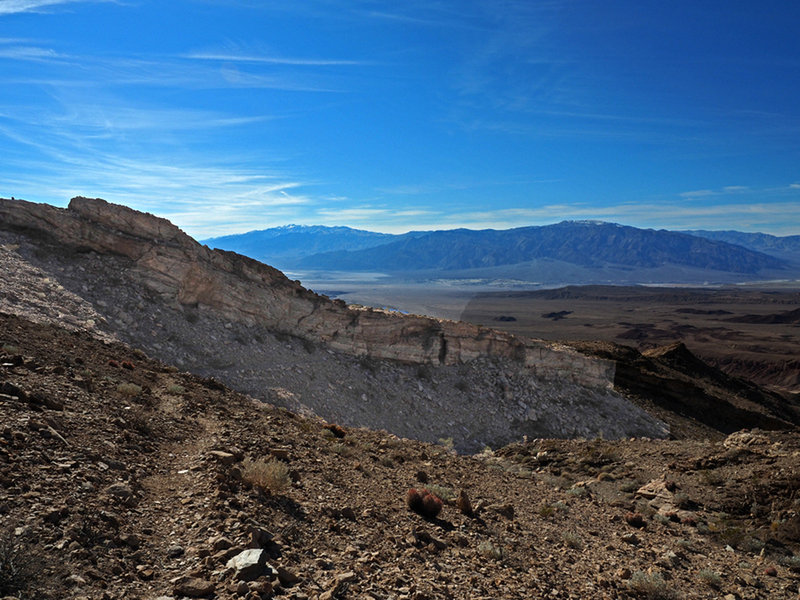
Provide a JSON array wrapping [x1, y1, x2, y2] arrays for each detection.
[[0, 197, 670, 451], [1, 197, 797, 450], [2, 313, 799, 599]]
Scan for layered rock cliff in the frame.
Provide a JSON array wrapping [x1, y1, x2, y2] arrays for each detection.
[[1, 197, 613, 386], [0, 196, 669, 449]]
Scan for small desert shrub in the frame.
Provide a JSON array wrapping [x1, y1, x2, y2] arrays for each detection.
[[566, 485, 589, 498], [578, 441, 620, 467], [406, 488, 443, 518], [1, 344, 19, 354], [697, 569, 721, 588], [242, 458, 290, 494], [653, 513, 671, 525], [330, 442, 354, 457], [477, 540, 504, 560], [628, 570, 679, 599], [438, 437, 455, 451], [117, 382, 142, 397], [562, 531, 583, 550], [779, 554, 800, 572], [538, 504, 556, 518], [379, 456, 395, 468], [673, 492, 691, 509], [166, 384, 185, 395], [710, 520, 746, 549], [620, 480, 640, 493], [0, 531, 35, 597], [741, 536, 765, 554], [426, 484, 455, 503]]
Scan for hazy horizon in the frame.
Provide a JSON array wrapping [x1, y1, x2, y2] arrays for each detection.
[[199, 219, 799, 241]]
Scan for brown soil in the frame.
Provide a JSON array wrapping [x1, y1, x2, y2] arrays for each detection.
[[459, 285, 800, 395], [2, 313, 799, 600]]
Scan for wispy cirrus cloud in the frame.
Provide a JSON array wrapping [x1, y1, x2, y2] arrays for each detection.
[[0, 44, 59, 60], [2, 147, 317, 238], [679, 189, 716, 198], [680, 185, 757, 199], [0, 0, 114, 15], [435, 199, 800, 236], [184, 51, 367, 67]]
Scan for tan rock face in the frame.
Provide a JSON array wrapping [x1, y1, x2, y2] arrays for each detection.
[[0, 196, 614, 389]]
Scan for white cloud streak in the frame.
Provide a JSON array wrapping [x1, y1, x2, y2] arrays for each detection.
[[184, 51, 367, 66], [0, 0, 113, 15]]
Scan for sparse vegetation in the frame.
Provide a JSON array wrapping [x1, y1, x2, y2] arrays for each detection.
[[477, 540, 504, 560], [566, 485, 589, 498], [330, 442, 354, 457], [562, 531, 583, 550], [697, 569, 721, 588], [628, 570, 679, 599], [673, 492, 691, 509], [116, 382, 142, 397], [437, 437, 455, 451], [780, 554, 800, 572], [538, 503, 556, 518], [242, 457, 291, 494], [426, 484, 455, 503], [709, 519, 746, 549], [166, 383, 185, 395]]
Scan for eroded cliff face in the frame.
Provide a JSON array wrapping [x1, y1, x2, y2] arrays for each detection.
[[1, 197, 670, 449], [0, 196, 614, 387]]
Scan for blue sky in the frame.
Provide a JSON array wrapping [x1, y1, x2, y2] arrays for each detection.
[[1, 0, 799, 237]]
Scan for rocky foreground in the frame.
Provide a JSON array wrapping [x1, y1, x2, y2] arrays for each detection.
[[1, 313, 799, 600]]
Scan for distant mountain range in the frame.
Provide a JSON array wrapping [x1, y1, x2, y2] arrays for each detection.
[[202, 225, 408, 267], [684, 230, 800, 264], [202, 221, 800, 284]]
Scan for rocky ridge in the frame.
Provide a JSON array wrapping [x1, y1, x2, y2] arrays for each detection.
[[0, 197, 613, 385], [0, 197, 669, 450]]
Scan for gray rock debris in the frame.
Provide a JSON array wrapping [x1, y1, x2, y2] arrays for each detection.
[[226, 548, 278, 582]]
